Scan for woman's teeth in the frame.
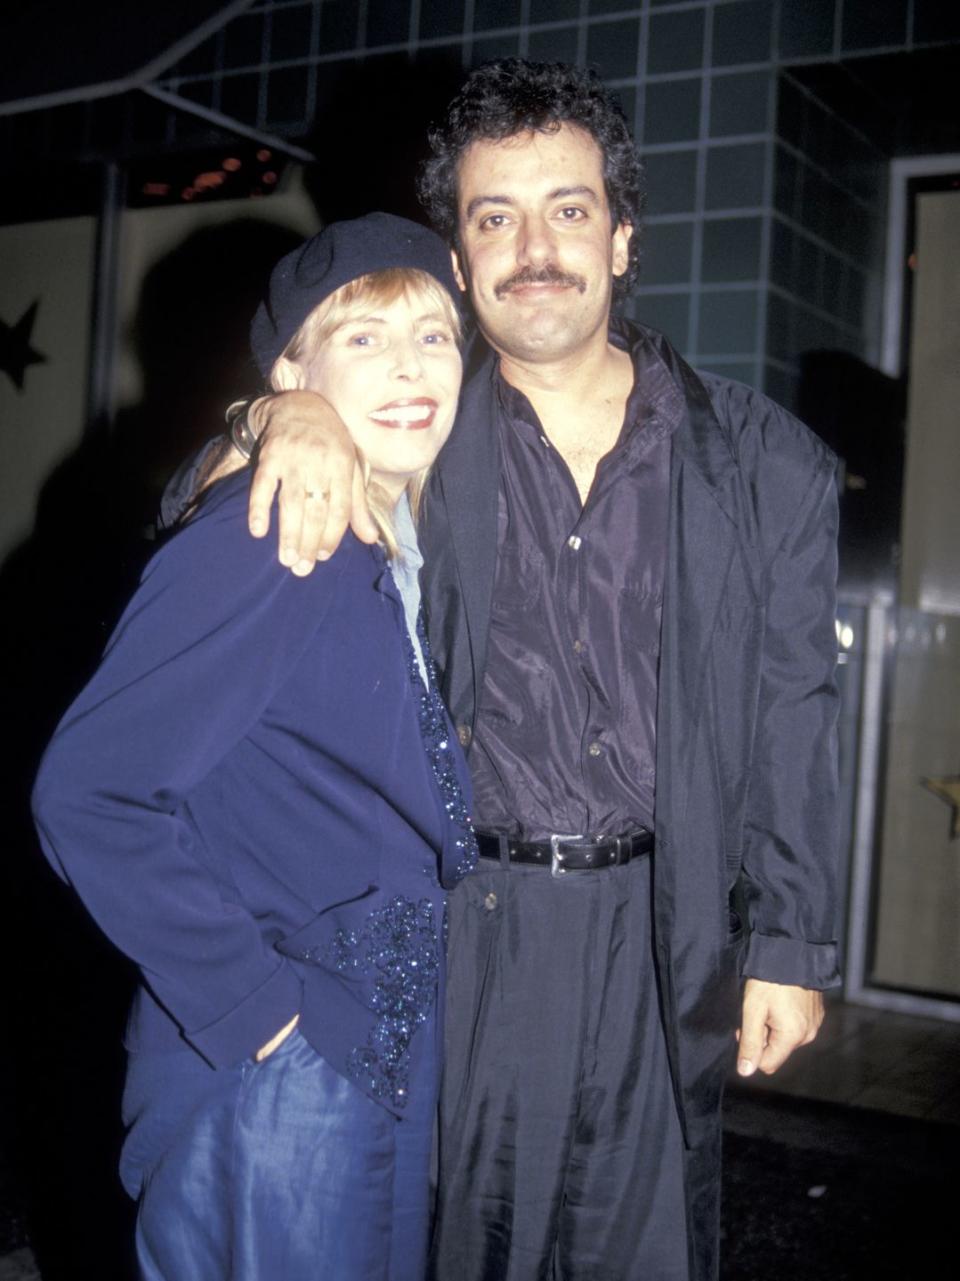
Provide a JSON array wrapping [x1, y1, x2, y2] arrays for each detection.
[[369, 403, 435, 426]]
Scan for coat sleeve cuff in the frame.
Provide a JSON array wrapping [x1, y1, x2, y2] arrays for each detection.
[[186, 961, 303, 1068], [742, 932, 841, 990]]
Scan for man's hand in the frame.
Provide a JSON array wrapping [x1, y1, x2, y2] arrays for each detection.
[[247, 390, 378, 575], [736, 978, 824, 1077], [254, 1013, 300, 1062]]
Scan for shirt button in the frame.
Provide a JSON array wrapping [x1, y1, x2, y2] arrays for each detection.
[[573, 639, 584, 654], [588, 741, 603, 757], [484, 892, 498, 911], [567, 535, 582, 551], [457, 724, 472, 748]]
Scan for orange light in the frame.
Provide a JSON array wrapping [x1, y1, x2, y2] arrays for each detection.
[[194, 170, 226, 190], [142, 181, 171, 196], [222, 157, 242, 172], [256, 148, 271, 162], [182, 186, 196, 201], [262, 170, 278, 185]]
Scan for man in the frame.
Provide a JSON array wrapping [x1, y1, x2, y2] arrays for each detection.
[[201, 60, 839, 1281]]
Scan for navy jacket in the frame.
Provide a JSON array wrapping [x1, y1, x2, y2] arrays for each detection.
[[33, 472, 473, 1114]]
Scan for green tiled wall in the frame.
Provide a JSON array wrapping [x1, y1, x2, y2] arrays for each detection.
[[7, 0, 957, 405]]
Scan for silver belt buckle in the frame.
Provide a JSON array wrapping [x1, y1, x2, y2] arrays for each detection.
[[550, 832, 583, 878]]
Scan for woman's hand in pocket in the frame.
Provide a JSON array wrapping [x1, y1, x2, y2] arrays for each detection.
[[255, 1013, 300, 1062]]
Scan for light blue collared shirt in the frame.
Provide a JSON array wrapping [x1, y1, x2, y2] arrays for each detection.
[[390, 494, 427, 686]]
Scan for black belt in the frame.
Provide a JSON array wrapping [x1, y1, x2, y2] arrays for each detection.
[[477, 828, 654, 876]]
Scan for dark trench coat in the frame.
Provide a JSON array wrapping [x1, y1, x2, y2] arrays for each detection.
[[418, 322, 841, 1280]]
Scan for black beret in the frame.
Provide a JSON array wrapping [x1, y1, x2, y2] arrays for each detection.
[[250, 212, 460, 377]]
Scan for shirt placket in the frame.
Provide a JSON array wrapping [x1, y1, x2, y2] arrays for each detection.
[[567, 493, 615, 837], [530, 433, 603, 838]]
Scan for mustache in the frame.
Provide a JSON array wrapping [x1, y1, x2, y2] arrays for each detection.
[[494, 265, 587, 298]]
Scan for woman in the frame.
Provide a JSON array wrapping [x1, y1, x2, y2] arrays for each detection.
[[32, 213, 474, 1281]]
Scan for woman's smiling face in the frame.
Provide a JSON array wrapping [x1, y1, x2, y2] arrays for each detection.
[[286, 284, 462, 502]]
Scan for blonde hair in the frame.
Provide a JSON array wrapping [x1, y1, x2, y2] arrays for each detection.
[[271, 267, 461, 559]]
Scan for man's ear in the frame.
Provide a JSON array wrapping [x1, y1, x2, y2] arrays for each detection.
[[451, 247, 468, 293], [271, 356, 305, 391], [612, 222, 632, 278]]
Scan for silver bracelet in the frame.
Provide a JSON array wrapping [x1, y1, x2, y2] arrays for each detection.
[[226, 399, 258, 459]]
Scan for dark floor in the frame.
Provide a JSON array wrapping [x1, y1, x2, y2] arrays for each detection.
[[1, 999, 958, 1280], [735, 998, 960, 1124]]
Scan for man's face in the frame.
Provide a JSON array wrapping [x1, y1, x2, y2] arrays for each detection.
[[452, 124, 632, 364]]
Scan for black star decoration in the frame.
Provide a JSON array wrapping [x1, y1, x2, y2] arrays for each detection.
[[0, 300, 47, 391]]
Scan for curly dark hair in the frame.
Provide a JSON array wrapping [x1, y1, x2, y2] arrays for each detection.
[[417, 59, 644, 297]]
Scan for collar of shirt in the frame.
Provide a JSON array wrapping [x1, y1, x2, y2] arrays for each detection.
[[493, 318, 684, 467], [393, 491, 423, 574], [389, 492, 427, 685]]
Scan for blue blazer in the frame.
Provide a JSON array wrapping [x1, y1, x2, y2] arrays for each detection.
[[33, 472, 473, 1114]]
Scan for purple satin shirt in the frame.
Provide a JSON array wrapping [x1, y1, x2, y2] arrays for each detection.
[[470, 326, 684, 841]]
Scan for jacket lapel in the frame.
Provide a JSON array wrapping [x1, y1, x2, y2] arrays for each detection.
[[427, 343, 501, 724], [653, 339, 742, 808], [644, 339, 745, 1145]]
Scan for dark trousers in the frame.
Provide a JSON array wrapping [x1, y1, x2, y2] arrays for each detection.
[[430, 853, 689, 1281], [120, 1026, 437, 1281]]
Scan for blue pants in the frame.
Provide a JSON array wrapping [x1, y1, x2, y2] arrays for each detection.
[[121, 1027, 437, 1281]]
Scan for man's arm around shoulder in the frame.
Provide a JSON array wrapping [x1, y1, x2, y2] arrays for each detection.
[[160, 392, 377, 570]]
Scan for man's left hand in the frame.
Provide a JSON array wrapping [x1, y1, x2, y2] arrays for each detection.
[[736, 979, 824, 1077]]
